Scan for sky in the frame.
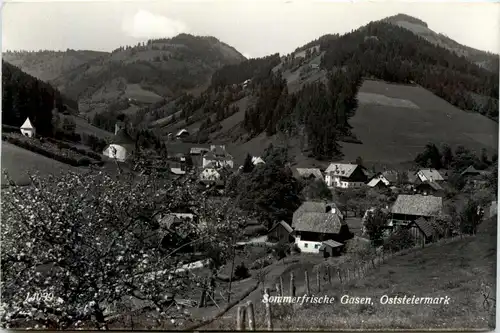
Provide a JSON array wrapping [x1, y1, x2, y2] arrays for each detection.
[[2, 0, 499, 58]]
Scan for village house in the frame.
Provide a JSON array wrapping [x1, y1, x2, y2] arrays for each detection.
[[202, 145, 234, 169], [390, 194, 443, 227], [102, 124, 136, 162], [199, 164, 230, 188], [189, 146, 210, 167], [293, 168, 324, 181], [291, 201, 352, 253], [415, 168, 445, 183], [267, 220, 295, 243], [460, 165, 491, 189], [176, 129, 190, 139], [324, 163, 367, 188], [414, 181, 444, 196], [20, 117, 36, 138], [407, 218, 441, 247], [367, 170, 399, 189], [251, 156, 265, 166]]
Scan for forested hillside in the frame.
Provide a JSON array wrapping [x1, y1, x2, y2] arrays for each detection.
[[384, 13, 500, 73], [319, 21, 499, 118], [153, 16, 498, 164], [2, 49, 108, 82], [2, 61, 69, 137]]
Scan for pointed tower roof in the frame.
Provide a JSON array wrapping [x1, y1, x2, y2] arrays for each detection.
[[21, 117, 34, 129], [112, 129, 135, 145]]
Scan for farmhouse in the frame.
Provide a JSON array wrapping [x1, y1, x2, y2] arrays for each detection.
[[324, 163, 367, 188], [460, 165, 491, 189], [415, 181, 444, 196], [292, 201, 351, 253], [390, 194, 443, 227], [202, 145, 234, 169], [267, 220, 295, 243], [103, 129, 136, 162], [415, 168, 445, 183], [293, 168, 324, 181], [20, 117, 36, 138]]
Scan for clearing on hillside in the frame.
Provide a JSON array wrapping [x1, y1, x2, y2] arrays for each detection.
[[341, 79, 498, 165]]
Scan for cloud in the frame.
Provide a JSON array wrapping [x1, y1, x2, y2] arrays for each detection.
[[122, 10, 188, 39]]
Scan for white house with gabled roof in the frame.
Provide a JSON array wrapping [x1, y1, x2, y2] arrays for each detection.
[[324, 163, 367, 188]]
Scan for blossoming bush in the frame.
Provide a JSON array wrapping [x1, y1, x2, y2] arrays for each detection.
[[1, 164, 246, 329]]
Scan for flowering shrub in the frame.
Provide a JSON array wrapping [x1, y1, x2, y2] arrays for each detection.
[[1, 165, 246, 329]]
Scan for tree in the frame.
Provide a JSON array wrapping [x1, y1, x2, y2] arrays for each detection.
[[302, 179, 332, 201], [355, 156, 364, 167], [415, 143, 442, 169], [460, 200, 483, 235], [1, 164, 247, 329], [242, 153, 254, 173], [364, 208, 389, 246], [235, 151, 302, 227], [440, 144, 453, 169]]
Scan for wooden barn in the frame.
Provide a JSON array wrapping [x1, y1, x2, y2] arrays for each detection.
[[267, 221, 295, 243], [407, 218, 440, 247]]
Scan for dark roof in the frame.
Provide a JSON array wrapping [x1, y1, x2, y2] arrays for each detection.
[[412, 218, 435, 238], [268, 220, 294, 234], [293, 212, 342, 234], [112, 129, 135, 145], [294, 168, 324, 180], [460, 165, 490, 177], [391, 194, 443, 217], [381, 170, 399, 183], [320, 239, 344, 248], [293, 201, 344, 222]]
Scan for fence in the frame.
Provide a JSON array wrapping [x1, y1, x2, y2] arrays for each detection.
[[232, 232, 476, 330]]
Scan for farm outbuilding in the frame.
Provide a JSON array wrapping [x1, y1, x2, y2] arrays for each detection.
[[407, 218, 439, 247], [20, 117, 36, 138], [319, 239, 344, 258], [267, 220, 295, 243]]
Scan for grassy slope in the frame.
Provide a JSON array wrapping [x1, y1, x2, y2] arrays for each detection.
[[342, 80, 498, 167], [1, 142, 76, 186], [211, 78, 497, 169], [206, 217, 496, 330]]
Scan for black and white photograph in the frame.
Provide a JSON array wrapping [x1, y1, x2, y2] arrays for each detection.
[[1, 0, 499, 330]]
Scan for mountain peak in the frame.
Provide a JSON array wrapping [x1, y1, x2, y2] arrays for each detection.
[[384, 13, 428, 28]]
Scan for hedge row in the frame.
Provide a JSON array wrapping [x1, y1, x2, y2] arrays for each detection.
[[45, 137, 102, 161], [2, 134, 101, 167]]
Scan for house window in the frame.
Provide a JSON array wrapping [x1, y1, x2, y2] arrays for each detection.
[[304, 243, 308, 248], [314, 244, 320, 249]]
